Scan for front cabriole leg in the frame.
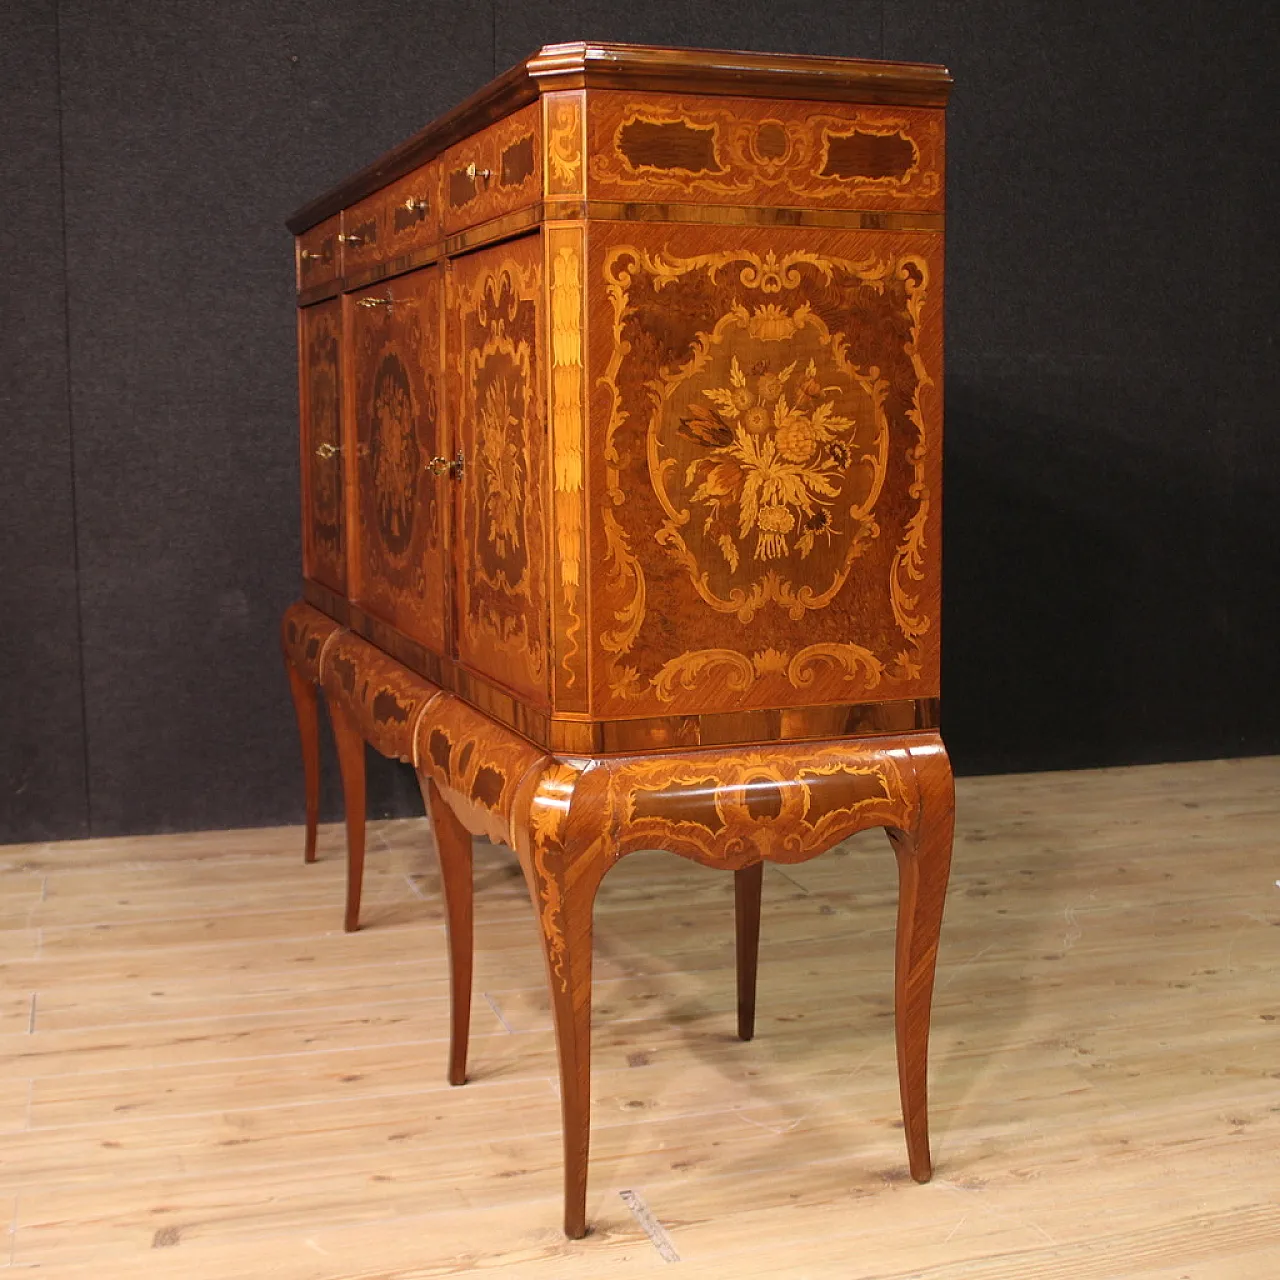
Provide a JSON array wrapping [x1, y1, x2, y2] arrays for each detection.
[[512, 760, 605, 1241], [886, 735, 955, 1183]]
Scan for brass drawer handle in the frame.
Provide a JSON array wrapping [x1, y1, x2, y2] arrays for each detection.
[[314, 442, 340, 460], [338, 233, 365, 246], [299, 249, 327, 262], [428, 450, 464, 479], [464, 162, 492, 185], [402, 197, 428, 213], [355, 295, 394, 308]]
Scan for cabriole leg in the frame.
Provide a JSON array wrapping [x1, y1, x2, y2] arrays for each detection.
[[516, 807, 606, 1240], [422, 778, 474, 1087], [330, 703, 368, 934], [886, 742, 956, 1182], [284, 659, 321, 864], [734, 862, 763, 1041]]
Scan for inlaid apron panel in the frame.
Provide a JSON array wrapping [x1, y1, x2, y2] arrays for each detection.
[[587, 222, 943, 720], [349, 265, 448, 655], [447, 234, 549, 708], [299, 299, 346, 593]]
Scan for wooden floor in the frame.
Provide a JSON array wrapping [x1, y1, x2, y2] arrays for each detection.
[[1, 757, 1278, 1278]]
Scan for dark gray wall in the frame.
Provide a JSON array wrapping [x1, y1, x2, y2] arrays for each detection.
[[2, 1, 1276, 842]]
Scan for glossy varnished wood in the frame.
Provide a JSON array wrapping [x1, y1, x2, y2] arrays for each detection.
[[503, 729, 953, 1235], [287, 43, 951, 235], [284, 42, 956, 1239]]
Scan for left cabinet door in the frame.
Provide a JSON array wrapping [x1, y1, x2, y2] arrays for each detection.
[[299, 299, 347, 594], [348, 265, 448, 656]]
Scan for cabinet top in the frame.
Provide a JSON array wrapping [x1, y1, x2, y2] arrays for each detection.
[[286, 41, 952, 234]]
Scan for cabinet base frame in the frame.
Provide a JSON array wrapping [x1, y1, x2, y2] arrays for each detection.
[[283, 602, 955, 1239]]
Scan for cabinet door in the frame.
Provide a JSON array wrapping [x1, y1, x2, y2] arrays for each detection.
[[587, 221, 943, 721], [299, 299, 346, 593], [348, 266, 448, 654], [447, 234, 549, 707]]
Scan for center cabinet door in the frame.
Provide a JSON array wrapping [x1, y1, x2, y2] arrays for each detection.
[[348, 265, 449, 655], [446, 234, 550, 708]]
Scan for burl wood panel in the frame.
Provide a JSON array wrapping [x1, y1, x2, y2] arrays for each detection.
[[587, 92, 944, 212], [440, 103, 541, 237], [447, 234, 550, 708], [348, 265, 449, 656], [299, 299, 346, 594], [587, 221, 943, 722]]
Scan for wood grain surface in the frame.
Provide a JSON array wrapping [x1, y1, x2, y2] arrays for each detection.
[[2, 756, 1276, 1274]]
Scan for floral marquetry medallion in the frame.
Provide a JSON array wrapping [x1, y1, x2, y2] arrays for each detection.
[[449, 235, 549, 707], [591, 226, 942, 720]]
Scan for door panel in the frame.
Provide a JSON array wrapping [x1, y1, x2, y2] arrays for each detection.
[[448, 234, 549, 707], [349, 266, 447, 654], [299, 299, 345, 593]]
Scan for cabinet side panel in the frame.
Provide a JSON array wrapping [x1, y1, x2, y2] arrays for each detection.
[[449, 233, 551, 708], [299, 299, 346, 594], [348, 267, 448, 653], [586, 221, 942, 721]]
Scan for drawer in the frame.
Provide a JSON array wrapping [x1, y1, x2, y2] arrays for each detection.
[[441, 103, 541, 237], [586, 92, 944, 213], [296, 214, 341, 291], [340, 164, 439, 277]]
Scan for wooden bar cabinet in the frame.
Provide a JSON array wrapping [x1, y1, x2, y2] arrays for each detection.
[[281, 41, 955, 1239]]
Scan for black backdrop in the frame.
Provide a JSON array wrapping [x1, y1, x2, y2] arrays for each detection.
[[3, 1, 1277, 843]]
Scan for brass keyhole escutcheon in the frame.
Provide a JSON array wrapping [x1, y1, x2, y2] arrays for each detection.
[[428, 450, 465, 479], [314, 442, 340, 460]]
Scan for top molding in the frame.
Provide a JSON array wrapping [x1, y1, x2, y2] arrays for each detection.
[[286, 41, 952, 234]]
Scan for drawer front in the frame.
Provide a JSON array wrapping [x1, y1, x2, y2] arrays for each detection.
[[586, 221, 943, 722], [340, 165, 439, 276], [296, 215, 341, 291], [441, 103, 541, 236], [447, 233, 549, 707], [298, 299, 346, 593], [587, 92, 944, 212], [348, 266, 449, 655]]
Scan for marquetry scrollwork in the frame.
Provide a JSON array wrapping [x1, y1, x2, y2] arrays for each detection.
[[589, 96, 944, 210], [450, 243, 548, 701], [597, 238, 937, 715], [320, 632, 441, 764]]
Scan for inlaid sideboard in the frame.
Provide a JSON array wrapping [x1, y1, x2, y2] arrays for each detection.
[[281, 41, 955, 1239]]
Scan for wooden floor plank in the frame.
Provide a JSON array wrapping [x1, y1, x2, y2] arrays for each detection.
[[1, 756, 1277, 1276]]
